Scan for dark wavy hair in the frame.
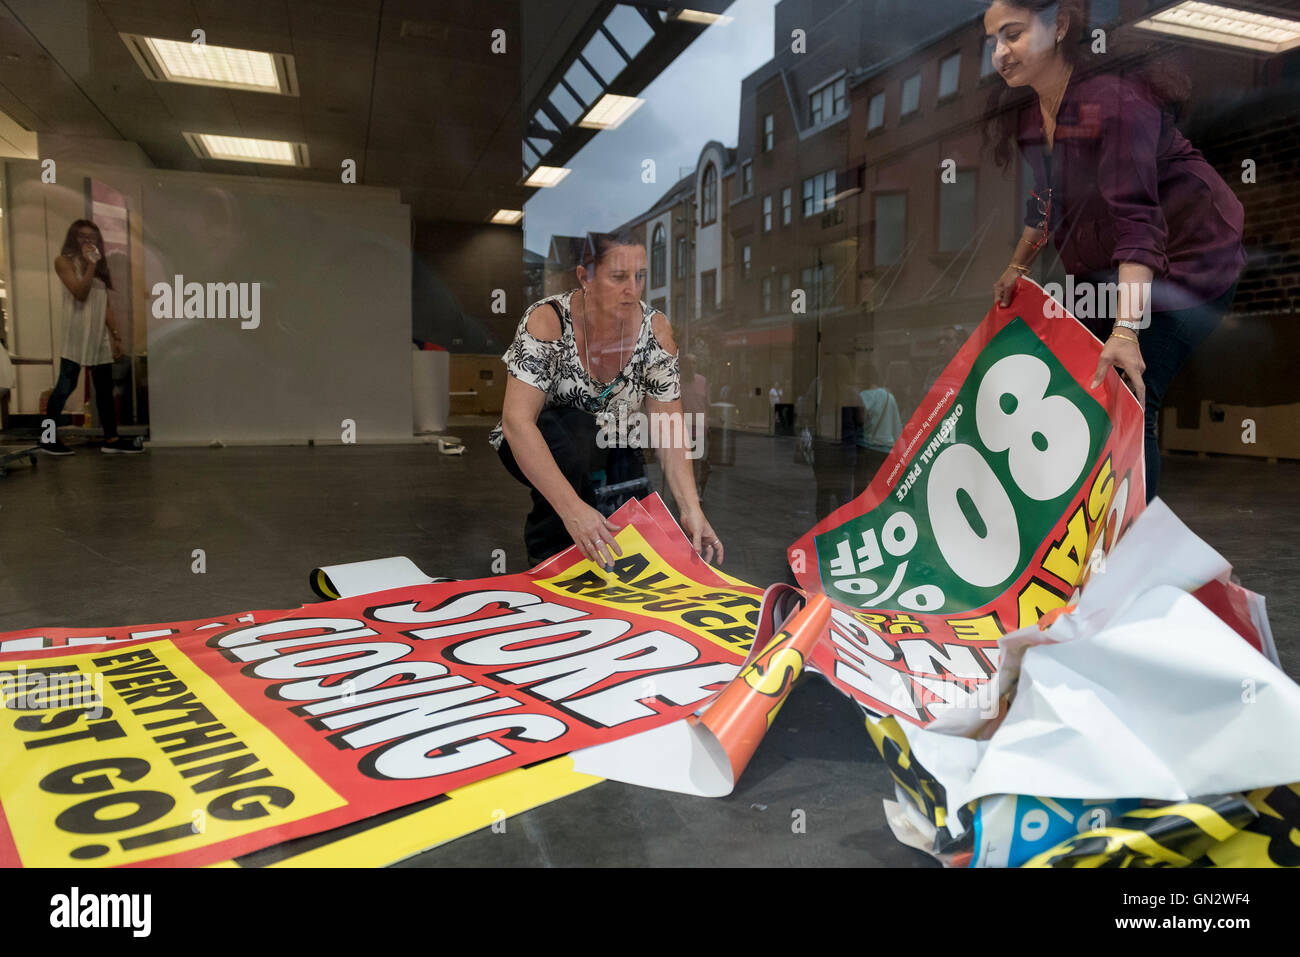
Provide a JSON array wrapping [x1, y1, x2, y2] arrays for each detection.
[[59, 219, 113, 290], [981, 0, 1192, 171]]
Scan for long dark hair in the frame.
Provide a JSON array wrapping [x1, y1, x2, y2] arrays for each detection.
[[981, 0, 1192, 171], [60, 219, 113, 289]]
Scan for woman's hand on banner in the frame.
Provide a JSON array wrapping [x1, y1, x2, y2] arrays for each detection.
[[563, 502, 623, 568], [1092, 336, 1146, 408], [681, 506, 724, 566], [994, 269, 1021, 308]]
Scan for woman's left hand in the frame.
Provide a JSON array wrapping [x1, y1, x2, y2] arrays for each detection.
[[680, 505, 723, 566], [1091, 335, 1146, 408]]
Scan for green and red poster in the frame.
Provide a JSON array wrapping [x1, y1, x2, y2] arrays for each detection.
[[791, 280, 1146, 726]]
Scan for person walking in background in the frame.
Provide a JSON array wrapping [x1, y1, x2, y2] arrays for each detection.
[[40, 219, 143, 455], [854, 361, 903, 493]]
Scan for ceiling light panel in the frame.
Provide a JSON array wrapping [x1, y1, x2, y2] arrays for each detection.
[[184, 132, 308, 166], [122, 34, 298, 94], [1135, 2, 1300, 53]]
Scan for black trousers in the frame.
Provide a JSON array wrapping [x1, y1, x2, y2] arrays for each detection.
[[497, 406, 645, 564], [46, 357, 118, 440]]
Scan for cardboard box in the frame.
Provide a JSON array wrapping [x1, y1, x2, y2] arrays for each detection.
[[1161, 400, 1300, 460], [449, 354, 506, 415]]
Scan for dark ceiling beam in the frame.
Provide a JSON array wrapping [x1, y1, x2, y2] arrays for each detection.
[[520, 0, 735, 194]]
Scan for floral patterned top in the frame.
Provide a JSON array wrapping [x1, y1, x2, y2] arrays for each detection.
[[489, 289, 681, 450]]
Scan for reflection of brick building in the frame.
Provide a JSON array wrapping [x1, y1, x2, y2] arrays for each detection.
[[707, 0, 989, 434], [540, 0, 1300, 447], [543, 234, 588, 298]]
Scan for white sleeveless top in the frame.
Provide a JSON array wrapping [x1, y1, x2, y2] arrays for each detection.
[[60, 257, 113, 367], [489, 289, 680, 451]]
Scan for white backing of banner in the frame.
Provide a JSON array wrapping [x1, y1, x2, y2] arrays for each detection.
[[313, 556, 443, 598], [907, 584, 1300, 820], [570, 718, 735, 797]]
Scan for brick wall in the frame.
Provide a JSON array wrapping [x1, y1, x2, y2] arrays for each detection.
[[1200, 96, 1300, 318]]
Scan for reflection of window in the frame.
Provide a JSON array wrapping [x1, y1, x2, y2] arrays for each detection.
[[741, 160, 753, 195], [1090, 0, 1119, 28], [802, 170, 836, 216], [938, 53, 961, 98], [701, 163, 718, 225], [901, 73, 921, 115], [867, 92, 886, 131], [701, 269, 717, 313], [762, 275, 772, 313], [809, 76, 847, 125], [763, 113, 774, 151], [742, 244, 752, 280], [781, 187, 792, 225], [874, 193, 907, 266], [651, 296, 667, 316], [980, 38, 996, 77], [676, 236, 687, 278], [781, 273, 791, 306], [762, 195, 773, 231], [939, 171, 976, 253], [799, 263, 835, 309], [651, 223, 667, 287]]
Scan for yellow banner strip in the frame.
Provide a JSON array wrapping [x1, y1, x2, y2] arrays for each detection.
[[216, 757, 602, 868]]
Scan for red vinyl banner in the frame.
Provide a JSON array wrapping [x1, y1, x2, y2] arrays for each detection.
[[0, 498, 765, 868], [0, 609, 296, 656], [789, 279, 1146, 727]]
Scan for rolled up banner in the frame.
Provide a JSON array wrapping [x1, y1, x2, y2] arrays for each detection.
[[697, 594, 830, 785], [310, 556, 449, 600], [569, 591, 829, 796]]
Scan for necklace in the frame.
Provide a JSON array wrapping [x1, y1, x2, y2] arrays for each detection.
[[580, 288, 627, 399], [1041, 63, 1074, 126]]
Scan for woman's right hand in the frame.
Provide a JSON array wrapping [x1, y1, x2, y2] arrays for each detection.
[[993, 268, 1021, 307], [561, 502, 623, 568], [81, 243, 101, 264]]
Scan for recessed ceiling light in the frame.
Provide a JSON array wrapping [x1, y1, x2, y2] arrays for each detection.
[[668, 9, 734, 26], [122, 34, 298, 94], [490, 209, 523, 225], [1135, 2, 1300, 53], [183, 132, 309, 166], [578, 94, 645, 130], [524, 166, 571, 188]]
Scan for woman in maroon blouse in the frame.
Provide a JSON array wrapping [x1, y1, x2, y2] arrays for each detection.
[[984, 0, 1245, 500]]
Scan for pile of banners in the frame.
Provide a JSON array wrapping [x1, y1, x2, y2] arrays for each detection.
[[2, 279, 1297, 868]]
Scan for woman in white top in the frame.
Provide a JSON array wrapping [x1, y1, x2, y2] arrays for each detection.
[[40, 220, 141, 454], [494, 230, 722, 568]]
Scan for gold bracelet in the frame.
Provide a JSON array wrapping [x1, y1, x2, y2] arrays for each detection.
[[1108, 329, 1139, 344], [1007, 263, 1030, 274]]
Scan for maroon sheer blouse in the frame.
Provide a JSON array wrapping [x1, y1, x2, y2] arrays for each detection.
[[1019, 70, 1245, 313]]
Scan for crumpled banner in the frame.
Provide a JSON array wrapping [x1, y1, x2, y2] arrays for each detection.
[[792, 279, 1296, 868], [791, 279, 1153, 728], [0, 495, 771, 867]]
